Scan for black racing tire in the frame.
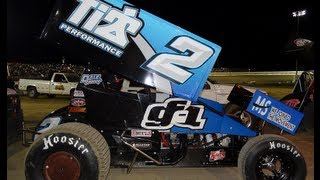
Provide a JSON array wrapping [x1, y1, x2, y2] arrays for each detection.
[[225, 103, 260, 131], [25, 122, 110, 180], [27, 87, 39, 98], [238, 134, 306, 180]]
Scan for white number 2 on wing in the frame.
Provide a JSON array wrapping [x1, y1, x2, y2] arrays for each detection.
[[145, 36, 214, 84]]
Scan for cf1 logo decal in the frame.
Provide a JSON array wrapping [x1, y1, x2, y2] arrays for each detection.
[[142, 36, 214, 84], [141, 98, 206, 130]]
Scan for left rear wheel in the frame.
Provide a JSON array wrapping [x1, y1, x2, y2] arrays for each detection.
[[225, 103, 262, 132], [238, 134, 306, 180], [25, 122, 110, 180]]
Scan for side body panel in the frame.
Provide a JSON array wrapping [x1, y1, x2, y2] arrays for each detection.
[[18, 79, 50, 93]]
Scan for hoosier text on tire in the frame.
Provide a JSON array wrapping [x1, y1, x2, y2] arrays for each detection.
[[25, 122, 110, 180], [238, 134, 306, 180]]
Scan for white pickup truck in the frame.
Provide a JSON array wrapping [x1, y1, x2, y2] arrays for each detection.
[[18, 72, 79, 98]]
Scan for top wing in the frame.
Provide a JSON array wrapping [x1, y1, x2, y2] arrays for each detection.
[[41, 0, 221, 101]]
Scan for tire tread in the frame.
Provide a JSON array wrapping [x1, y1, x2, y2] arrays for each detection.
[[25, 122, 110, 180], [238, 134, 305, 180]]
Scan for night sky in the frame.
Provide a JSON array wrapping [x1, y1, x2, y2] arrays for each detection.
[[6, 0, 315, 70]]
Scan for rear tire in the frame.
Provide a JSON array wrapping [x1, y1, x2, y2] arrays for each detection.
[[25, 122, 110, 180], [27, 87, 39, 98], [238, 134, 306, 180]]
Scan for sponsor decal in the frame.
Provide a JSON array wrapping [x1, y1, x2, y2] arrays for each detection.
[[131, 129, 152, 137], [73, 90, 85, 97], [80, 74, 103, 85], [141, 36, 213, 84], [37, 117, 62, 131], [209, 149, 225, 161], [131, 142, 152, 150], [269, 141, 301, 158], [247, 91, 303, 134], [293, 38, 313, 47], [55, 84, 65, 90], [34, 117, 62, 140], [60, 0, 143, 57], [267, 107, 295, 131], [141, 98, 206, 130], [71, 98, 86, 107], [282, 99, 300, 108], [43, 135, 89, 154], [68, 107, 86, 112]]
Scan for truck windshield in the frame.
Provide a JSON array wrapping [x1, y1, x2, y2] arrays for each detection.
[[65, 73, 80, 82]]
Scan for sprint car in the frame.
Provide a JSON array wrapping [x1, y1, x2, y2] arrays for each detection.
[[24, 0, 306, 179]]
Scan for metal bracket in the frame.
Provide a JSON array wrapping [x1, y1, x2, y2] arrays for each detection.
[[22, 128, 40, 146], [127, 152, 139, 174]]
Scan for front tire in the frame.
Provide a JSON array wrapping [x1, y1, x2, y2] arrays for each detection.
[[238, 134, 306, 180], [25, 122, 110, 180]]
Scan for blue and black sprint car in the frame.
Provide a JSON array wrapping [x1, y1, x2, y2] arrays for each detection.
[[25, 0, 306, 179]]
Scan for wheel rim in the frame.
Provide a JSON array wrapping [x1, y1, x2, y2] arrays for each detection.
[[43, 151, 80, 180], [255, 152, 294, 180], [234, 111, 252, 127]]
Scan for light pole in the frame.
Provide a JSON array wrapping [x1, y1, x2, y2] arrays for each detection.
[[291, 10, 306, 81], [292, 10, 306, 36]]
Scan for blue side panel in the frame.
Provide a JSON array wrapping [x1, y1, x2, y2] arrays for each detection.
[[220, 116, 257, 136], [105, 0, 221, 102], [197, 97, 224, 114], [171, 110, 256, 136], [247, 90, 304, 134], [170, 98, 257, 136], [171, 108, 223, 134]]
